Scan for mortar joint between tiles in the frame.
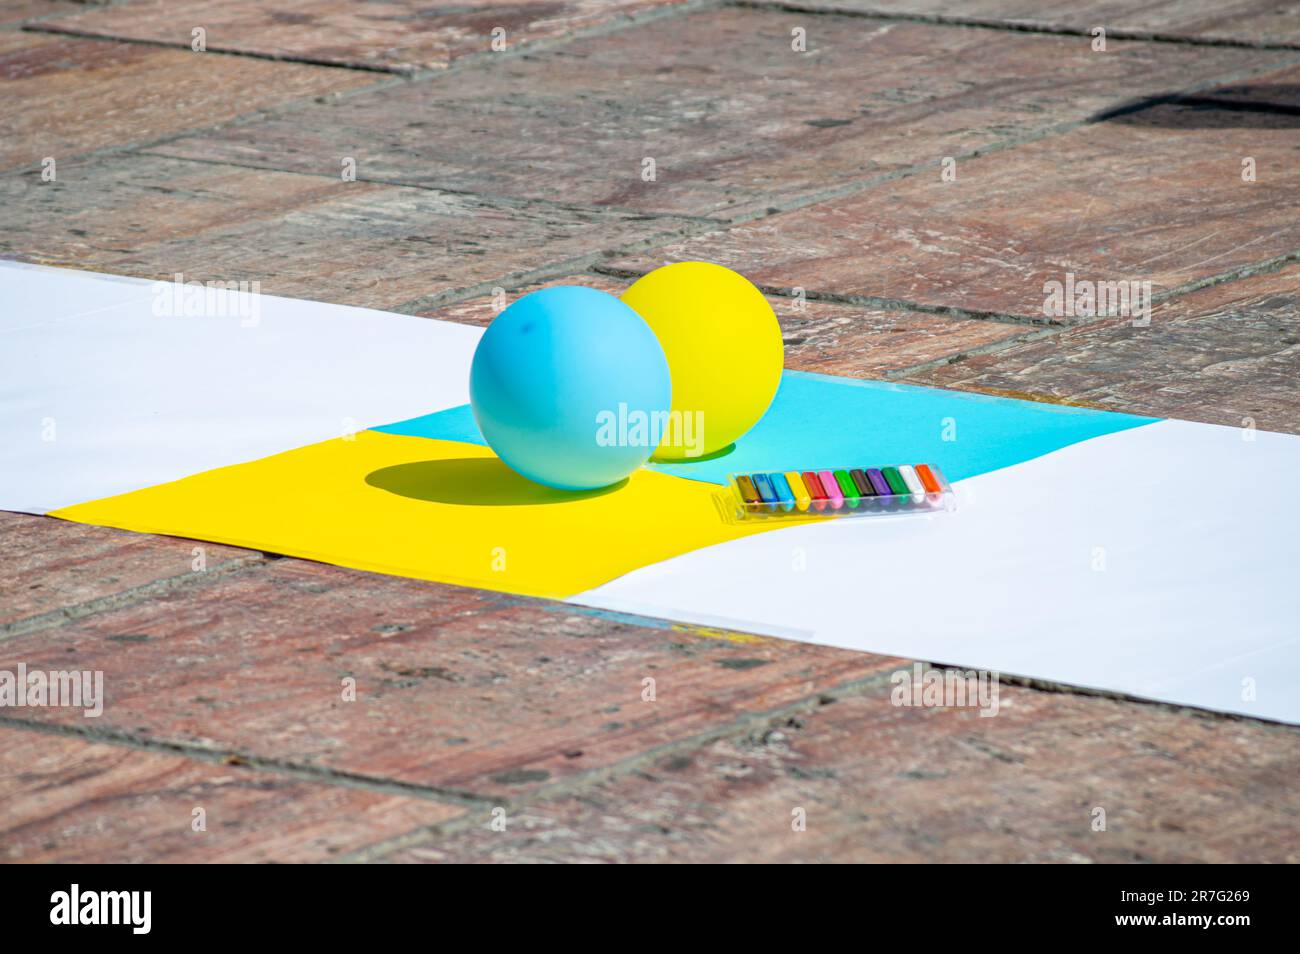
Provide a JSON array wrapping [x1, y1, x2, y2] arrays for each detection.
[[727, 0, 1300, 51], [0, 713, 501, 809], [0, 553, 267, 643]]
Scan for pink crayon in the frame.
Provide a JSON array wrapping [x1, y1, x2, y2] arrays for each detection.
[[817, 469, 844, 509]]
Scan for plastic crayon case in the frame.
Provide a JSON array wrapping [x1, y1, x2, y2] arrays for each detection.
[[727, 464, 955, 520]]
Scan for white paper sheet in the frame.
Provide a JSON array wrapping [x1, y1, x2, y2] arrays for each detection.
[[0, 262, 481, 513], [0, 261, 157, 333], [576, 421, 1300, 723]]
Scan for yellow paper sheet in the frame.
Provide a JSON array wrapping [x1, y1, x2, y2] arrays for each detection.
[[52, 431, 779, 599]]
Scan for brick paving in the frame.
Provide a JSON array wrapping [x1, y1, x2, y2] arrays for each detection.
[[33, 0, 696, 73], [742, 1, 1300, 48], [608, 66, 1300, 320], [0, 31, 376, 169], [132, 8, 1279, 220], [1, 0, 1297, 862]]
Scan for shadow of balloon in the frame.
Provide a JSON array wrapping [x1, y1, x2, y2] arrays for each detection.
[[652, 442, 737, 465], [365, 457, 626, 506]]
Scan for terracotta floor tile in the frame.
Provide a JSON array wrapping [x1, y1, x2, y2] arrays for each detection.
[[146, 9, 1277, 218], [382, 680, 1300, 862], [762, 0, 1300, 47], [0, 727, 462, 862], [0, 555, 898, 797], [1, 154, 703, 309], [0, 0, 79, 27], [609, 73, 1300, 318], [34, 0, 692, 73], [905, 263, 1300, 431], [0, 31, 374, 171], [0, 512, 255, 631]]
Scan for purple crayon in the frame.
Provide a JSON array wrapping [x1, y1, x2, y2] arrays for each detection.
[[866, 468, 892, 497]]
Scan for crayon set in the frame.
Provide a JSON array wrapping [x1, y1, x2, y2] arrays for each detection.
[[727, 464, 955, 520]]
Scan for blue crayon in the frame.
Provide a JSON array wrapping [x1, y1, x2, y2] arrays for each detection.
[[769, 472, 795, 511]]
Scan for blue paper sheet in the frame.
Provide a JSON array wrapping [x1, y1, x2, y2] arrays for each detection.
[[375, 370, 1157, 484]]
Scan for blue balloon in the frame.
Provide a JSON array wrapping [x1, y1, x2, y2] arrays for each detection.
[[469, 286, 671, 490]]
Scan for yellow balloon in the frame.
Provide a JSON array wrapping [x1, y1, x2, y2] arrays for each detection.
[[621, 262, 783, 461]]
